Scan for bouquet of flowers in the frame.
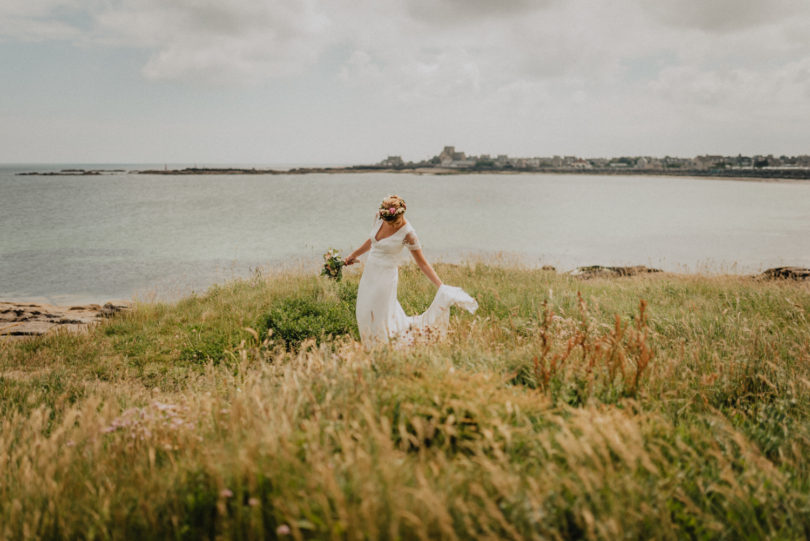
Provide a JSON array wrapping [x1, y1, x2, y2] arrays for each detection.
[[321, 248, 345, 281]]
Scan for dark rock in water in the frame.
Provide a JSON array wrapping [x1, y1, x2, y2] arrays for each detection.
[[759, 267, 810, 280], [572, 265, 663, 279]]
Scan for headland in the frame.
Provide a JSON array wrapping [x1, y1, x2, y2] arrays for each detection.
[[15, 146, 810, 180]]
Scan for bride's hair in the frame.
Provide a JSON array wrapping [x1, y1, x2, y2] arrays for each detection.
[[379, 195, 406, 222]]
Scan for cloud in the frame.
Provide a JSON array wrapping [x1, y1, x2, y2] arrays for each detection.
[[650, 58, 810, 117], [0, 0, 82, 18], [339, 46, 484, 102], [3, 0, 810, 158], [404, 0, 552, 25], [93, 0, 331, 82], [0, 0, 90, 41], [337, 0, 655, 104], [0, 17, 78, 41], [4, 0, 806, 92], [642, 0, 809, 33], [330, 0, 810, 136]]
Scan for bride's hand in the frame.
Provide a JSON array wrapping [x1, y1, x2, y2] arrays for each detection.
[[344, 255, 357, 265]]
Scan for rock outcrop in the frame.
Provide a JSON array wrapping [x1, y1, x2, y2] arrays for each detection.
[[0, 301, 132, 339], [758, 267, 810, 281], [571, 265, 663, 279]]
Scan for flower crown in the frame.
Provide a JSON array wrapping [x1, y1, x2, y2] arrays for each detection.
[[379, 202, 405, 220]]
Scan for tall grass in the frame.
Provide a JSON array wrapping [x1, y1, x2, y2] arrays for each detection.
[[1, 263, 809, 539]]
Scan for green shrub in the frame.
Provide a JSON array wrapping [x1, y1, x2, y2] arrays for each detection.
[[265, 294, 357, 347], [179, 327, 231, 364]]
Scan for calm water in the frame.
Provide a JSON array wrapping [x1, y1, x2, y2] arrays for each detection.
[[2, 165, 809, 304]]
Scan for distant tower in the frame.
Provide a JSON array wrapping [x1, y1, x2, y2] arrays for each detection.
[[439, 146, 456, 163]]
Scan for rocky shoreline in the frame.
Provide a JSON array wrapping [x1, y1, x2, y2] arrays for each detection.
[[569, 265, 810, 280], [0, 301, 132, 340]]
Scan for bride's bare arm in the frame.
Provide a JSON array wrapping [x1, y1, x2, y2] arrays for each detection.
[[409, 249, 443, 288], [344, 239, 371, 265]]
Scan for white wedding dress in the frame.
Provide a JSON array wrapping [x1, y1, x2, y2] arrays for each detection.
[[356, 216, 478, 345]]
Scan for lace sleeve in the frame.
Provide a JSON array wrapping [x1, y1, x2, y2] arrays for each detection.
[[403, 231, 421, 251]]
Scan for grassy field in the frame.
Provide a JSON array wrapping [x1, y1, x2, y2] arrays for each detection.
[[2, 263, 809, 540]]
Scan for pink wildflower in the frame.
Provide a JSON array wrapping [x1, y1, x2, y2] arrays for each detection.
[[220, 488, 233, 498], [276, 525, 291, 535]]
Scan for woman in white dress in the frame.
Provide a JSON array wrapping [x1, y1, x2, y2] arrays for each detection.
[[344, 195, 478, 345]]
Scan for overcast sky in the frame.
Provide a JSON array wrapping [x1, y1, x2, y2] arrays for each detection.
[[1, 0, 809, 164]]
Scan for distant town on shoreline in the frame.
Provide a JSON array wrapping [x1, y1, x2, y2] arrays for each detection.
[[378, 146, 810, 173], [15, 146, 810, 179]]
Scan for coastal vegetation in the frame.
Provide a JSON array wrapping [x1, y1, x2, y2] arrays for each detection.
[[1, 263, 809, 539]]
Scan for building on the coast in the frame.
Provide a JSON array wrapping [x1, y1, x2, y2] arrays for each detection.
[[694, 155, 726, 170], [794, 155, 810, 168], [572, 159, 592, 169], [446, 159, 477, 168], [438, 146, 455, 165], [588, 158, 608, 168], [438, 146, 466, 164], [729, 154, 753, 168], [508, 158, 527, 168], [440, 146, 455, 156], [436, 145, 471, 167], [646, 158, 663, 170], [662, 156, 692, 169], [379, 156, 404, 167], [377, 149, 810, 173]]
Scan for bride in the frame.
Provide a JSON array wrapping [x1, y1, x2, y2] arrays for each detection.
[[344, 195, 478, 345]]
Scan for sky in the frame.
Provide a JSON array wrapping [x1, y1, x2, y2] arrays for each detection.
[[1, 0, 809, 164]]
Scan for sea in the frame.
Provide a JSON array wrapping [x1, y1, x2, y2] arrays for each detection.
[[2, 164, 809, 305]]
